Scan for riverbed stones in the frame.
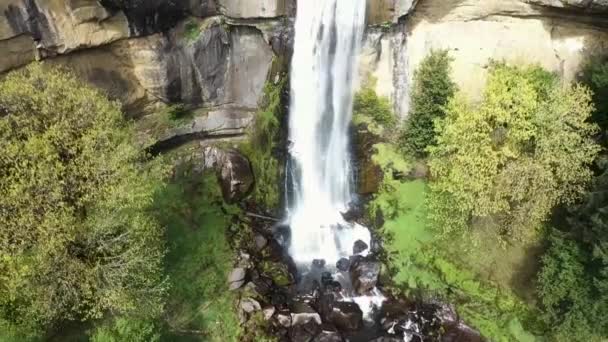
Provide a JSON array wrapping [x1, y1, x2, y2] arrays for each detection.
[[312, 330, 343, 342], [228, 267, 246, 290], [350, 257, 381, 295], [255, 234, 268, 251]]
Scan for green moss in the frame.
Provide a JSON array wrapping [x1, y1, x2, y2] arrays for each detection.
[[184, 20, 202, 43], [239, 77, 288, 211], [260, 261, 292, 287]]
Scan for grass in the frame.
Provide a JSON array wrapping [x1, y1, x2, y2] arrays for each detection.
[[153, 164, 241, 342]]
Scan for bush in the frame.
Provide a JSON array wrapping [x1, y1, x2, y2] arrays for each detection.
[[401, 49, 456, 157], [427, 63, 600, 240], [0, 64, 166, 336], [581, 57, 608, 131]]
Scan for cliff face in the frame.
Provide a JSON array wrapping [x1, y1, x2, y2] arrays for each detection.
[[362, 0, 608, 117], [2, 0, 608, 129]]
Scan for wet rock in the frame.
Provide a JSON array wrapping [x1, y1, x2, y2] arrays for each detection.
[[313, 330, 343, 342], [255, 234, 268, 251], [353, 239, 369, 254], [369, 337, 404, 342], [240, 298, 261, 314], [273, 223, 291, 247], [291, 319, 322, 342], [228, 267, 246, 290], [340, 206, 363, 222], [312, 259, 326, 268], [350, 258, 381, 295], [326, 302, 363, 332], [442, 323, 483, 342], [321, 272, 334, 286], [336, 258, 350, 272], [203, 147, 254, 203], [263, 306, 276, 320], [277, 313, 292, 327]]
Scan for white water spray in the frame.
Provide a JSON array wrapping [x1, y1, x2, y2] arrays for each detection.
[[287, 0, 369, 265]]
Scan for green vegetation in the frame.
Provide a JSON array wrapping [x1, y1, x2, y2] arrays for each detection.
[[401, 49, 455, 157], [428, 63, 600, 240], [239, 78, 287, 211], [353, 80, 396, 127], [0, 64, 166, 338], [155, 164, 241, 342], [364, 55, 608, 341]]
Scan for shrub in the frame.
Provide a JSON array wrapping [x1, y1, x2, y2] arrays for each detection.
[[401, 49, 455, 157], [353, 83, 396, 127]]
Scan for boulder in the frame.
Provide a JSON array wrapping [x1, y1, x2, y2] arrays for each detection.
[[350, 258, 381, 295], [326, 302, 364, 332], [240, 297, 261, 313], [203, 147, 254, 203], [263, 306, 276, 320], [228, 267, 246, 290], [313, 330, 344, 342], [336, 258, 350, 272], [261, 261, 293, 287], [353, 239, 369, 254], [255, 234, 268, 251]]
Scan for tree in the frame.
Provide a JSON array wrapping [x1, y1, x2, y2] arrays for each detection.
[[401, 49, 456, 157], [0, 64, 166, 336], [427, 63, 600, 240], [537, 158, 608, 341]]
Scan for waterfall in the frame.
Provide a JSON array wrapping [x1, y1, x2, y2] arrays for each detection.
[[287, 0, 370, 265]]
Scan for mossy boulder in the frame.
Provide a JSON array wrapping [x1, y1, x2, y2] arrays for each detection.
[[260, 261, 293, 287]]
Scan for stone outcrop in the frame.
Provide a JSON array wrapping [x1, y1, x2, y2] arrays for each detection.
[[360, 0, 608, 117]]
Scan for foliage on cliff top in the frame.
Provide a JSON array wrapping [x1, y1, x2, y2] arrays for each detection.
[[0, 64, 167, 337], [427, 63, 600, 240], [401, 49, 456, 157]]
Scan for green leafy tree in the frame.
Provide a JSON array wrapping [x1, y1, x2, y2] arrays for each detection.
[[427, 63, 600, 239], [401, 49, 456, 157], [582, 57, 608, 132], [0, 64, 166, 337], [537, 159, 608, 341]]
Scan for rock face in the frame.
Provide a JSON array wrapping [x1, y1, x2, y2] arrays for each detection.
[[366, 0, 419, 25], [217, 0, 293, 18], [360, 0, 608, 117]]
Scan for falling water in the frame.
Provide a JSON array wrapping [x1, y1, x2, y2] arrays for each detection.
[[287, 0, 370, 265]]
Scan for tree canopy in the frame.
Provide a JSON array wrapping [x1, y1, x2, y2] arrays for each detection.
[[401, 49, 455, 157], [427, 63, 600, 240], [0, 64, 166, 336]]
